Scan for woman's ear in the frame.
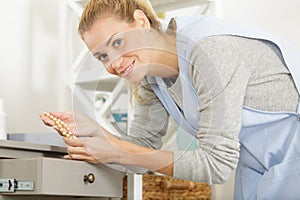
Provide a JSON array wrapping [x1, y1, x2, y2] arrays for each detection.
[[133, 9, 151, 28]]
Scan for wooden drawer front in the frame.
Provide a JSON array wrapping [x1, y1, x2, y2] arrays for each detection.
[[0, 157, 124, 197]]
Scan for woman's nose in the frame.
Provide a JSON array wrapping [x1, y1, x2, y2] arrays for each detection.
[[111, 57, 123, 70]]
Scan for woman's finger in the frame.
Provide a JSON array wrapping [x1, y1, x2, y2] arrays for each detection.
[[63, 136, 83, 147], [63, 155, 72, 160], [39, 114, 55, 126], [50, 111, 74, 121], [67, 146, 89, 155], [68, 153, 89, 161], [64, 153, 99, 164]]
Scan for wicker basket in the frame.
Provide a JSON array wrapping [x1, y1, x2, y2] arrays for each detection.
[[122, 173, 211, 200]]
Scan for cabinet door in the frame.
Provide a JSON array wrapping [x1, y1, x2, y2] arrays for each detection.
[[0, 157, 124, 197]]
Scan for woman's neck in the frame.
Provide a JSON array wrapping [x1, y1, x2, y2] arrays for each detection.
[[149, 32, 179, 79]]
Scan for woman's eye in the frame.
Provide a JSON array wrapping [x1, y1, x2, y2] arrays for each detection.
[[112, 39, 122, 48], [98, 53, 109, 63]]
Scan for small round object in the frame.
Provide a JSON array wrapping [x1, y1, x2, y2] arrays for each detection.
[[44, 112, 50, 116], [61, 131, 67, 137], [44, 111, 72, 138], [67, 131, 73, 135]]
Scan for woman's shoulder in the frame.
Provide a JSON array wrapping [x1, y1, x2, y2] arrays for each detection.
[[188, 35, 254, 90], [189, 35, 252, 71]]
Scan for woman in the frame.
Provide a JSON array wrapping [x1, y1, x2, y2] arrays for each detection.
[[40, 0, 300, 199]]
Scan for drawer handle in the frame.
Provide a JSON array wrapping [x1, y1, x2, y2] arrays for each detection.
[[83, 173, 95, 184]]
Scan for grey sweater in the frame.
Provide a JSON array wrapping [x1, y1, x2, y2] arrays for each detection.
[[123, 35, 299, 184]]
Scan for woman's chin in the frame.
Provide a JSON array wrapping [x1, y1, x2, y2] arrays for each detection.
[[127, 75, 144, 84], [125, 67, 147, 83], [128, 73, 147, 84]]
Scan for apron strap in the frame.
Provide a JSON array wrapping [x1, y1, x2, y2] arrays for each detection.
[[147, 76, 198, 136]]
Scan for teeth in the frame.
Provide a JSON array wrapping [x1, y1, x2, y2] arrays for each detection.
[[122, 63, 133, 77]]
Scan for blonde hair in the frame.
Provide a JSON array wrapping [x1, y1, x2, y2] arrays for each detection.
[[78, 0, 161, 38]]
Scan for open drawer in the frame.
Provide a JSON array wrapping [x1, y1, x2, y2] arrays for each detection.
[[0, 157, 124, 197]]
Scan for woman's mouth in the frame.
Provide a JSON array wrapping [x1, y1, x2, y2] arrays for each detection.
[[121, 61, 135, 78]]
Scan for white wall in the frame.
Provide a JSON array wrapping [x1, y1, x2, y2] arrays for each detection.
[[221, 0, 300, 49], [0, 0, 64, 133]]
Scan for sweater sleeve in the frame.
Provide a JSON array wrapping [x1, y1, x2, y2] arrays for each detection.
[[173, 37, 251, 184], [120, 78, 169, 150]]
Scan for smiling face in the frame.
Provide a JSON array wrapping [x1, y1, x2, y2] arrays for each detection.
[[82, 10, 179, 84], [83, 11, 157, 83]]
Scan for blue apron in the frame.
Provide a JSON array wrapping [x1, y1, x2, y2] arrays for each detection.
[[147, 15, 300, 199]]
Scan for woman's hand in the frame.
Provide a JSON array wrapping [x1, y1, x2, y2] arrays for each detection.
[[40, 110, 174, 176], [64, 128, 123, 164], [62, 135, 120, 164], [39, 111, 122, 164], [62, 136, 99, 163], [39, 111, 76, 136]]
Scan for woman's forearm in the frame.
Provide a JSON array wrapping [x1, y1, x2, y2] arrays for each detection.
[[115, 138, 174, 176]]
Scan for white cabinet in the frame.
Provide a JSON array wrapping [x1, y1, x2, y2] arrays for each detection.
[[0, 140, 124, 199], [0, 157, 124, 197]]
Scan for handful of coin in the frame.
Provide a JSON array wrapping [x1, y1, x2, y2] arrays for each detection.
[[44, 112, 73, 138]]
